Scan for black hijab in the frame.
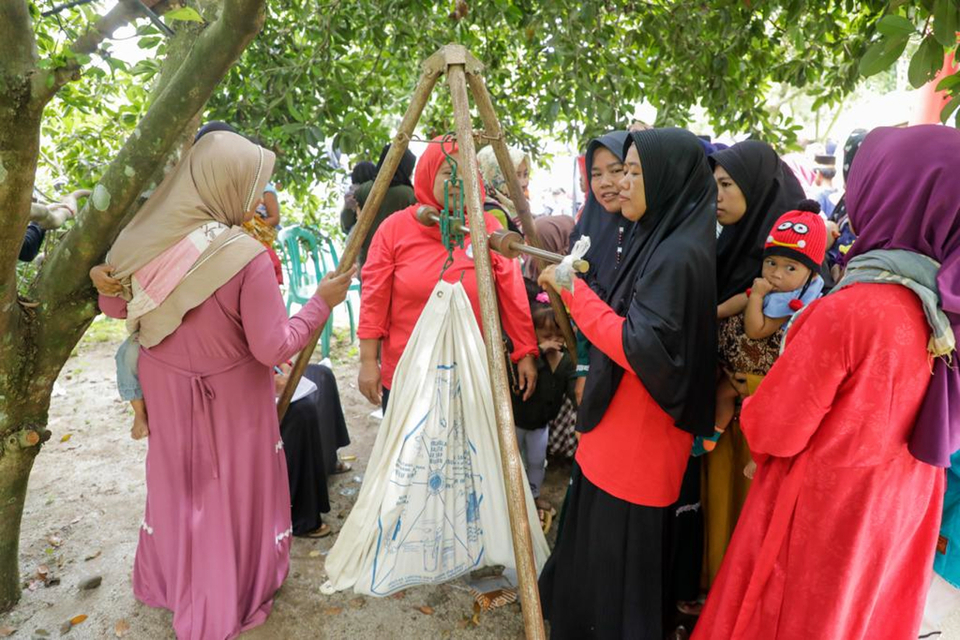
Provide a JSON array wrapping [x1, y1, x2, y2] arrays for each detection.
[[351, 161, 377, 185], [569, 131, 633, 299], [194, 120, 237, 142], [376, 144, 416, 188], [578, 128, 718, 437], [711, 140, 806, 302]]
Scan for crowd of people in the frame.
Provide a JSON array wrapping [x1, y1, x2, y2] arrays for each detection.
[[62, 114, 958, 640]]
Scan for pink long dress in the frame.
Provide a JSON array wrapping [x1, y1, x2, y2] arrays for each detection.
[[100, 252, 330, 640]]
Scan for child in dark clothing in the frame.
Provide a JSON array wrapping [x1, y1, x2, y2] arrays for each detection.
[[510, 286, 577, 530]]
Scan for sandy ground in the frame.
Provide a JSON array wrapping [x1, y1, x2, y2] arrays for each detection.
[[0, 317, 570, 640]]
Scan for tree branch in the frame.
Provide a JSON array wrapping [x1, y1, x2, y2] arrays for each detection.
[[34, 0, 172, 104], [0, 1, 39, 77], [41, 0, 96, 18], [30, 0, 266, 374]]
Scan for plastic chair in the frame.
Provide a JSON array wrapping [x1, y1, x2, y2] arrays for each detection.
[[278, 225, 334, 358], [313, 228, 359, 343]]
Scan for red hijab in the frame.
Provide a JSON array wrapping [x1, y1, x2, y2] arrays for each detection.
[[413, 136, 486, 209]]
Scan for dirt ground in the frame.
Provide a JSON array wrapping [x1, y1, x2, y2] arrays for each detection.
[[0, 317, 571, 640]]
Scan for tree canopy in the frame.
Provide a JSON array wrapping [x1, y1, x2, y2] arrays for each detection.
[[32, 0, 960, 217], [203, 0, 892, 205]]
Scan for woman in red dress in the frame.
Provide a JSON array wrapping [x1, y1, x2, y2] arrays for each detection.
[[537, 128, 718, 639], [357, 137, 538, 410], [693, 126, 960, 639]]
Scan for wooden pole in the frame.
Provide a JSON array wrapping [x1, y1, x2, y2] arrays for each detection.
[[446, 52, 546, 640], [465, 70, 578, 356], [277, 63, 442, 421]]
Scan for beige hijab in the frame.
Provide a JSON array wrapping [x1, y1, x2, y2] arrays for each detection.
[[477, 144, 528, 218], [107, 131, 276, 347]]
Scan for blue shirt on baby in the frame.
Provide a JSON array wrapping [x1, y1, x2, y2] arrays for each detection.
[[762, 276, 824, 318]]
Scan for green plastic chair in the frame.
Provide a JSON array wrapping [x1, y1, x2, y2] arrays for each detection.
[[278, 225, 357, 358], [313, 227, 359, 342]]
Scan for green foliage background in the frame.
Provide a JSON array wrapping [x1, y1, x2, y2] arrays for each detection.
[[30, 0, 960, 232]]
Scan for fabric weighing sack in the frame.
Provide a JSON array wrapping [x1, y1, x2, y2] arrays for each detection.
[[321, 280, 549, 596]]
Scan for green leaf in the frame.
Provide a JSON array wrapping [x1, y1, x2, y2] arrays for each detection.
[[933, 0, 959, 47], [942, 96, 960, 122], [165, 6, 204, 22], [859, 34, 909, 76], [910, 36, 945, 87], [876, 14, 916, 36], [936, 71, 960, 91], [138, 36, 163, 49]]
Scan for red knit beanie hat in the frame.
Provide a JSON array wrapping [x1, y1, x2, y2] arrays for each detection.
[[763, 200, 827, 272]]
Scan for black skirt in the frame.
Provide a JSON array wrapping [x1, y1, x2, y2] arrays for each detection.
[[279, 364, 351, 536], [303, 364, 351, 475], [539, 465, 667, 640], [665, 455, 703, 605]]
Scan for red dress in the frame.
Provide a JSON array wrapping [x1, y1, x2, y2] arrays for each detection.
[[358, 207, 538, 390], [693, 284, 945, 640]]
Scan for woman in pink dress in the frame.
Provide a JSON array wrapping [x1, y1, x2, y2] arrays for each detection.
[[93, 131, 355, 639]]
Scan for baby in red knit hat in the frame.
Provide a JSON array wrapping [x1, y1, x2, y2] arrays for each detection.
[[697, 201, 827, 469]]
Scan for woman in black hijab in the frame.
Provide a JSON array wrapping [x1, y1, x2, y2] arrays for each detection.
[[712, 140, 806, 311], [570, 131, 632, 299], [701, 139, 806, 586], [537, 128, 717, 639], [340, 144, 418, 267]]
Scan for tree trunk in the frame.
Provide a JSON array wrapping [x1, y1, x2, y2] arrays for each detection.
[[0, 410, 49, 611]]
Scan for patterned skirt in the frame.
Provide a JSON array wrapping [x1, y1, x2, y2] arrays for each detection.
[[547, 396, 578, 459]]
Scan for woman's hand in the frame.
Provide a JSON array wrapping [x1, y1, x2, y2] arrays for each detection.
[[358, 360, 382, 406], [90, 263, 123, 296], [274, 363, 292, 398], [727, 371, 750, 397], [517, 354, 538, 401], [537, 265, 560, 295], [317, 266, 358, 307]]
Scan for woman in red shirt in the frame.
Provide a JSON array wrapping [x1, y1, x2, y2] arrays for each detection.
[[537, 128, 717, 639], [357, 137, 539, 409]]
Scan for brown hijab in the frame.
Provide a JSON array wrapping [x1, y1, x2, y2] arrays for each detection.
[[522, 215, 576, 280], [107, 131, 275, 347]]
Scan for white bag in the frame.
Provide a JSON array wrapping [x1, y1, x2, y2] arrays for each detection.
[[321, 280, 549, 596]]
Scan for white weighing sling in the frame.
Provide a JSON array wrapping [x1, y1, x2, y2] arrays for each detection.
[[321, 280, 549, 597]]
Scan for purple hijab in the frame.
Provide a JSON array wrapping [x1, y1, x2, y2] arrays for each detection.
[[846, 125, 960, 467]]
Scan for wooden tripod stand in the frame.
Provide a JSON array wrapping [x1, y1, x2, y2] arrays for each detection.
[[278, 44, 578, 639]]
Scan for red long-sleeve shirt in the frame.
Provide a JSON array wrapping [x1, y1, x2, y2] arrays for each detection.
[[562, 279, 693, 507], [359, 207, 538, 390]]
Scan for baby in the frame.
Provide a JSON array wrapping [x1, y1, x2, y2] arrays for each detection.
[[700, 201, 828, 467], [90, 264, 149, 440]]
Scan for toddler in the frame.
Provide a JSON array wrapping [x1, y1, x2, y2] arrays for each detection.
[[90, 264, 149, 440], [698, 201, 827, 467], [510, 287, 577, 531]]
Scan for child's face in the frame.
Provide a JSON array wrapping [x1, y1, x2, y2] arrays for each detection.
[[535, 321, 563, 346], [761, 256, 811, 292]]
